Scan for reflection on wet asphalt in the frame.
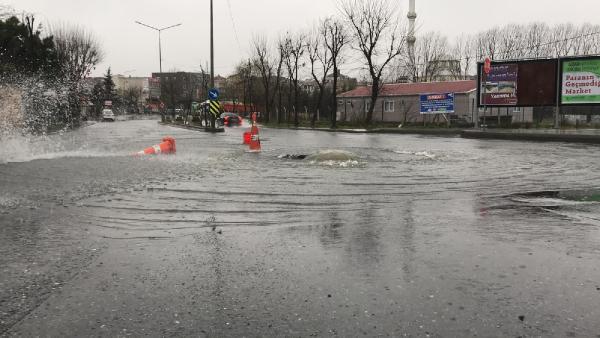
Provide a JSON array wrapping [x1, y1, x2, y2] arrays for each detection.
[[1, 119, 600, 336]]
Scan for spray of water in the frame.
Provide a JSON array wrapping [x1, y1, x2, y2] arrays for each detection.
[[0, 71, 91, 162]]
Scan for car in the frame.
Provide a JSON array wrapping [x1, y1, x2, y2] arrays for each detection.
[[220, 112, 242, 126], [102, 109, 115, 122]]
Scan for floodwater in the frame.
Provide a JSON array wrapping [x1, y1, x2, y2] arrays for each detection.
[[1, 118, 600, 336]]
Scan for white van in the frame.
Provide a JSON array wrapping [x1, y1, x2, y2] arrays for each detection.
[[102, 109, 115, 122]]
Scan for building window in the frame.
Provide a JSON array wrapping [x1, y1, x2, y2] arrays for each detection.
[[365, 100, 371, 113], [513, 107, 522, 113], [384, 100, 395, 113]]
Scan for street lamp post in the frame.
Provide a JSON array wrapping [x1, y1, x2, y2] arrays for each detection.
[[135, 21, 182, 74]]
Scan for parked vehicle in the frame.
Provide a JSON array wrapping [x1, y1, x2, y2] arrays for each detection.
[[102, 109, 115, 122], [220, 112, 242, 126]]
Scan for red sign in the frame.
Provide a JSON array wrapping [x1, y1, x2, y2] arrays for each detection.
[[484, 58, 491, 74]]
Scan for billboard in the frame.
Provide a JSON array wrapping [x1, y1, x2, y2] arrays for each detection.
[[420, 93, 455, 114], [478, 59, 558, 107], [149, 77, 161, 100], [481, 64, 518, 105], [561, 58, 600, 104]]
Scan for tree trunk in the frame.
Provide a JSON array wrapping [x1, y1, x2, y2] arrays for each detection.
[[366, 79, 379, 126], [312, 85, 324, 128], [294, 82, 299, 127], [264, 84, 270, 123], [277, 87, 282, 124]]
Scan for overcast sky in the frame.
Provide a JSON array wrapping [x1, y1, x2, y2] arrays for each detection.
[[5, 0, 600, 78]]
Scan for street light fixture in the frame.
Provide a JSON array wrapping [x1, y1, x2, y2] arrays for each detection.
[[134, 21, 182, 74]]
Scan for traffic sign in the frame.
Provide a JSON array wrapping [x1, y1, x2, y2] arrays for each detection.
[[484, 57, 491, 74], [208, 88, 220, 100], [209, 100, 221, 117]]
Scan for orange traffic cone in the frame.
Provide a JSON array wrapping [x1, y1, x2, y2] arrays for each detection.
[[136, 137, 176, 155], [243, 131, 251, 145], [249, 125, 261, 152]]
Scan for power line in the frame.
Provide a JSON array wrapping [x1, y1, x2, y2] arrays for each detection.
[[492, 29, 600, 59], [405, 27, 600, 69], [226, 0, 243, 55], [493, 29, 600, 60]]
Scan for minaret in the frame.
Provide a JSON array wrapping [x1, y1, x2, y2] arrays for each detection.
[[407, 0, 417, 81]]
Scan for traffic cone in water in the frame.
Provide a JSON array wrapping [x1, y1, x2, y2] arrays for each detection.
[[248, 113, 261, 152], [243, 131, 251, 145], [137, 137, 176, 155]]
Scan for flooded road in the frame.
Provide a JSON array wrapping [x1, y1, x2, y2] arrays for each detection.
[[1, 118, 600, 336]]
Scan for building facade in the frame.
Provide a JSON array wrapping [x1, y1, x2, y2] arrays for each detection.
[[151, 72, 208, 109], [338, 80, 534, 126]]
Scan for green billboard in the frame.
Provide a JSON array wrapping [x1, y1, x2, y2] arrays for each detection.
[[562, 58, 600, 104]]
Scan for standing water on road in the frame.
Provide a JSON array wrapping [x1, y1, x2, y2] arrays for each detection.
[[1, 119, 600, 336]]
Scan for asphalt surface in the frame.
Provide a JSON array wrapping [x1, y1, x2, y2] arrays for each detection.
[[1, 118, 600, 337]]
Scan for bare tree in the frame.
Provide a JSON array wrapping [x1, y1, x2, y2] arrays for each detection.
[[406, 31, 449, 82], [51, 24, 103, 123], [451, 34, 475, 79], [52, 25, 103, 83], [198, 62, 210, 100], [251, 35, 275, 123], [234, 60, 254, 115], [494, 25, 526, 59], [121, 85, 143, 113], [473, 22, 600, 62], [282, 32, 306, 127], [550, 23, 576, 57], [475, 27, 503, 60], [574, 23, 600, 56], [524, 23, 551, 58], [341, 0, 406, 125], [323, 17, 348, 129], [274, 36, 287, 124], [308, 21, 334, 128]]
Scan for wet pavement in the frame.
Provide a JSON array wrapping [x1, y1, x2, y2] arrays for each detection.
[[1, 118, 600, 337]]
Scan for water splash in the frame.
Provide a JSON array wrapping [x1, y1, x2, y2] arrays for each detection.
[[394, 150, 437, 159], [309, 159, 361, 168], [0, 130, 127, 163]]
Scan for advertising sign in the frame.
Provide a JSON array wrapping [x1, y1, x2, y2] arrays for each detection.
[[420, 93, 455, 114], [149, 77, 161, 100], [481, 64, 518, 106], [562, 58, 600, 104], [477, 59, 557, 107]]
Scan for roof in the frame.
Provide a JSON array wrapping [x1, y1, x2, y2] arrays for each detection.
[[339, 80, 476, 98]]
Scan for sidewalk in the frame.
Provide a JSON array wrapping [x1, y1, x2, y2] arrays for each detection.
[[294, 127, 463, 136], [300, 126, 600, 144], [461, 128, 600, 144]]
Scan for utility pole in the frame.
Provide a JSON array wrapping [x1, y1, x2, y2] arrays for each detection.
[[209, 0, 217, 129], [210, 0, 215, 89]]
